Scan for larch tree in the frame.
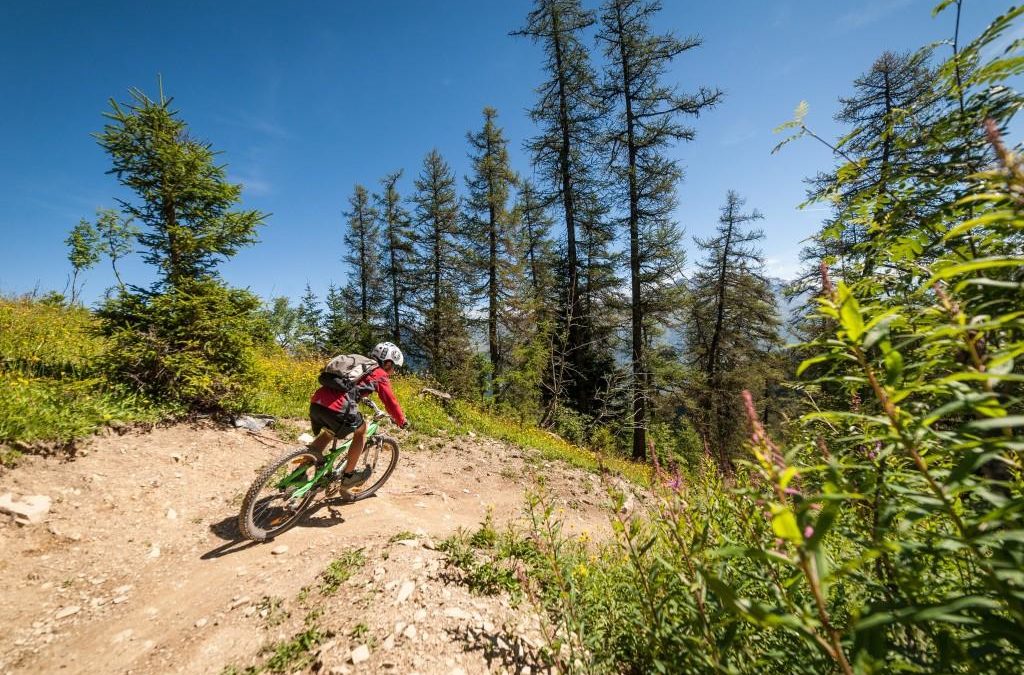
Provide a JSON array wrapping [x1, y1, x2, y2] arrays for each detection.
[[687, 191, 781, 470], [515, 0, 611, 417], [410, 150, 475, 395], [342, 184, 384, 353], [598, 0, 721, 460], [464, 107, 519, 395], [376, 171, 415, 348]]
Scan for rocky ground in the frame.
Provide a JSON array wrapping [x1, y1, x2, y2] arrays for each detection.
[[0, 421, 629, 674]]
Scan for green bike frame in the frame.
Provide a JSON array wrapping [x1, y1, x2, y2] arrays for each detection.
[[276, 419, 382, 500]]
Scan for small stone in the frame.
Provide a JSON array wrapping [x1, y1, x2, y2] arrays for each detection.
[[194, 618, 208, 628], [147, 545, 161, 559], [170, 453, 182, 462], [394, 621, 406, 635], [382, 634, 395, 651], [243, 606, 257, 617], [394, 580, 415, 604], [443, 607, 471, 621], [350, 644, 370, 664], [328, 666, 351, 675], [450, 667, 467, 675], [422, 538, 438, 550], [165, 508, 177, 520], [112, 595, 128, 605], [414, 609, 427, 622], [271, 545, 289, 555], [483, 621, 495, 632], [0, 493, 52, 525], [229, 596, 251, 609], [55, 605, 81, 620], [403, 624, 417, 640], [396, 538, 419, 548], [113, 585, 133, 595]]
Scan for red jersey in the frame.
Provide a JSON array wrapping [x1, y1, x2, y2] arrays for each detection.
[[311, 366, 406, 428]]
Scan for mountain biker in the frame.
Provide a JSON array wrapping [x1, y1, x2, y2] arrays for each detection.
[[309, 342, 408, 488]]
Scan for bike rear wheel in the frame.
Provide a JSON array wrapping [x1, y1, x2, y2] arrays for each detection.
[[338, 436, 400, 502], [238, 447, 320, 542]]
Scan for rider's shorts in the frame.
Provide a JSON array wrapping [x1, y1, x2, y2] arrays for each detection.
[[309, 401, 365, 438]]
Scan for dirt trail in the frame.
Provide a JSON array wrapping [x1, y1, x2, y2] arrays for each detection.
[[0, 423, 621, 674]]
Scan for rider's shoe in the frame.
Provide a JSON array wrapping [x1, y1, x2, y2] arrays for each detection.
[[336, 466, 373, 488]]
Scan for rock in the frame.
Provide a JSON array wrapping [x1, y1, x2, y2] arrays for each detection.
[[328, 666, 352, 675], [147, 545, 161, 559], [394, 621, 406, 636], [170, 453, 182, 463], [414, 609, 427, 622], [233, 415, 275, 431], [450, 668, 467, 675], [396, 538, 419, 548], [422, 538, 438, 550], [194, 618, 208, 628], [443, 607, 472, 621], [0, 493, 52, 525], [55, 605, 81, 620], [165, 508, 177, 520], [113, 584, 133, 595], [243, 606, 257, 617], [271, 545, 289, 555], [394, 580, 415, 604], [403, 624, 417, 640], [297, 433, 315, 444], [350, 644, 370, 664], [112, 595, 128, 605], [382, 634, 395, 651], [229, 596, 251, 610]]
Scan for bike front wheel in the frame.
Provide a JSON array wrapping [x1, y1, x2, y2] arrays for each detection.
[[339, 436, 400, 502], [238, 447, 320, 542]]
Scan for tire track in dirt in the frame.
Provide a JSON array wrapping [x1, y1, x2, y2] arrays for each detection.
[[0, 423, 618, 674]]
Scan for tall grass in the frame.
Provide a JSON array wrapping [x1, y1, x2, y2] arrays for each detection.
[[0, 296, 163, 449]]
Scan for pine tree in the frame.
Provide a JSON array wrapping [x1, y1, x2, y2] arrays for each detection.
[[376, 171, 415, 348], [410, 150, 476, 394], [342, 185, 383, 353], [295, 284, 325, 355], [515, 0, 612, 416], [805, 50, 938, 282], [323, 283, 355, 354], [598, 0, 721, 460], [687, 191, 781, 470], [92, 84, 267, 407], [95, 86, 265, 289], [464, 107, 519, 394]]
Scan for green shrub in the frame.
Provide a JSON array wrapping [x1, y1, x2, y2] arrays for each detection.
[[97, 279, 265, 410]]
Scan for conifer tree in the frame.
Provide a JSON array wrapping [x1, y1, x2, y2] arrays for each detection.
[[687, 191, 781, 470], [92, 84, 267, 407], [295, 283, 325, 355], [410, 150, 475, 394], [464, 107, 519, 393], [323, 283, 355, 354], [342, 184, 384, 353], [598, 0, 720, 459], [376, 171, 415, 348], [515, 0, 611, 415]]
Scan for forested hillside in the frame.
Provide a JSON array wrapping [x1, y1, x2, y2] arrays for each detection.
[[2, 0, 1024, 673]]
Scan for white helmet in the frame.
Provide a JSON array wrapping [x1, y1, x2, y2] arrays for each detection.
[[370, 341, 404, 367]]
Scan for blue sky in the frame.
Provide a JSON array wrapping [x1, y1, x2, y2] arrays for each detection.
[[0, 1, 1001, 305]]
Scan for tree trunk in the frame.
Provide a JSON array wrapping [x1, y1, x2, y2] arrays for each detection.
[[614, 2, 647, 462]]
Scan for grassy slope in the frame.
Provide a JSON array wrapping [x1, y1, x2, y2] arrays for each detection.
[[0, 298, 649, 485]]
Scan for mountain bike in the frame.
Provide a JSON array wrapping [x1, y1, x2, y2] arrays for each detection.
[[237, 398, 400, 542]]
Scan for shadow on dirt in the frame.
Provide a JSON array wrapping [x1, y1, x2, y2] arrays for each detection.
[[201, 496, 366, 559], [447, 625, 551, 673]]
